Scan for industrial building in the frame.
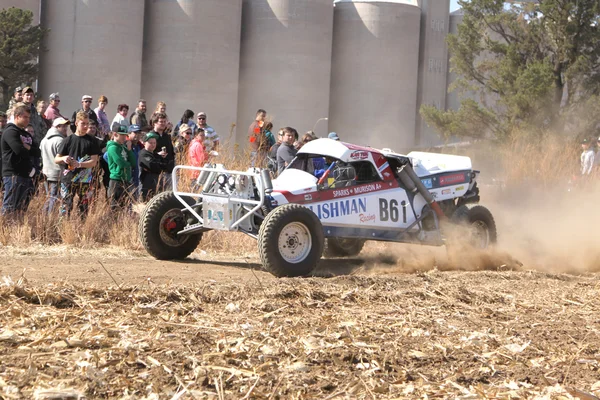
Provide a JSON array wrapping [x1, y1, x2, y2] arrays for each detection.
[[2, 0, 455, 152]]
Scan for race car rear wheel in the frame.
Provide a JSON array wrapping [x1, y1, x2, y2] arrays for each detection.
[[324, 238, 365, 258], [258, 204, 324, 277], [139, 191, 203, 260], [451, 204, 497, 249]]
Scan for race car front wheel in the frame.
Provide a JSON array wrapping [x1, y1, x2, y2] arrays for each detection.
[[450, 204, 497, 249], [139, 191, 203, 260], [258, 204, 324, 277]]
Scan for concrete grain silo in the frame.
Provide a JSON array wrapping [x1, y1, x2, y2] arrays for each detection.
[[329, 0, 421, 152], [39, 0, 145, 118], [237, 0, 334, 141], [142, 0, 242, 139], [415, 0, 450, 147]]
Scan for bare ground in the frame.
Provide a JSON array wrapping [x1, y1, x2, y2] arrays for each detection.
[[1, 246, 600, 399]]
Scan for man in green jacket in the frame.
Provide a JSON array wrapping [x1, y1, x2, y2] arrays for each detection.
[[106, 126, 136, 212]]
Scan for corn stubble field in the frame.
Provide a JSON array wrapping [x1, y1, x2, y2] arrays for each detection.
[[2, 138, 600, 399]]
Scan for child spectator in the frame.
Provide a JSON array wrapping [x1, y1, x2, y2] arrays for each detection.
[[106, 126, 136, 212], [139, 132, 172, 201]]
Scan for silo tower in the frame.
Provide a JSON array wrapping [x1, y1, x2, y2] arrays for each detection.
[[141, 0, 242, 139], [39, 0, 145, 117], [329, 0, 421, 152], [236, 0, 334, 141]]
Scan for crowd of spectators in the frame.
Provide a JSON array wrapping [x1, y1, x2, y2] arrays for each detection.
[[0, 88, 338, 218]]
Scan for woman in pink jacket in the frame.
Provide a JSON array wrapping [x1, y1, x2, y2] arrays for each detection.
[[188, 128, 207, 179]]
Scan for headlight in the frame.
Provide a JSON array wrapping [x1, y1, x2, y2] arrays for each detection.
[[227, 176, 236, 188], [217, 174, 227, 185]]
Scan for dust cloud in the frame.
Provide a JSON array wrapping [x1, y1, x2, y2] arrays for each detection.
[[338, 182, 600, 276]]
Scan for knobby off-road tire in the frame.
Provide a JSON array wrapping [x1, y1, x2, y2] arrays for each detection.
[[139, 191, 202, 260], [451, 204, 497, 249], [324, 238, 366, 258], [258, 204, 324, 277]]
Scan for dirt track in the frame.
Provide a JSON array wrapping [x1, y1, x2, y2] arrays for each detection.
[[1, 246, 600, 398]]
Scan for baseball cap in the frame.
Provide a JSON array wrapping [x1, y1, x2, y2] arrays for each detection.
[[49, 92, 60, 100], [581, 138, 590, 144], [197, 112, 206, 117], [144, 132, 160, 141], [117, 125, 128, 134], [328, 132, 340, 141], [128, 124, 141, 133], [81, 95, 92, 101], [52, 117, 70, 127], [22, 86, 34, 94], [14, 86, 22, 93]]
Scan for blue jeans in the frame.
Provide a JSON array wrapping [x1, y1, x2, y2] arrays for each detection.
[[2, 176, 34, 214], [43, 180, 60, 214]]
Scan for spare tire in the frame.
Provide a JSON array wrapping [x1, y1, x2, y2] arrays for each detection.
[[324, 238, 365, 258], [258, 204, 324, 277], [139, 191, 203, 260]]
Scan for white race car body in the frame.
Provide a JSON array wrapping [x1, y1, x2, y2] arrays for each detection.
[[269, 139, 476, 242]]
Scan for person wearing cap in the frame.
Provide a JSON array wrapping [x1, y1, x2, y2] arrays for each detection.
[[70, 95, 99, 134], [328, 132, 340, 141], [7, 87, 23, 111], [106, 125, 136, 212], [111, 104, 130, 133], [55, 111, 101, 216], [40, 117, 70, 213], [128, 124, 143, 198], [94, 95, 111, 137], [139, 132, 172, 201], [45, 93, 65, 122], [196, 112, 219, 152], [20, 86, 47, 148], [581, 138, 595, 176], [174, 124, 193, 156], [130, 99, 149, 131]]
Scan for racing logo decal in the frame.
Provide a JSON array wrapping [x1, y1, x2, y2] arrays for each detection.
[[359, 213, 376, 223], [309, 198, 367, 220], [421, 178, 433, 189], [333, 183, 383, 198], [439, 172, 466, 186], [350, 151, 369, 160]]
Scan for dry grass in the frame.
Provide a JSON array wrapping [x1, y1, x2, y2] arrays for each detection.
[[1, 271, 599, 398]]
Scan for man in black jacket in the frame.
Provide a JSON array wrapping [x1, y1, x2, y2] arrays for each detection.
[[148, 113, 174, 191], [1, 103, 40, 214], [139, 132, 171, 201]]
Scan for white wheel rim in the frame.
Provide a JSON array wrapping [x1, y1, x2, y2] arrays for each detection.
[[471, 220, 490, 249], [278, 222, 312, 264]]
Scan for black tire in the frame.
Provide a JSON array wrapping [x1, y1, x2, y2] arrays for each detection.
[[258, 204, 324, 277], [451, 204, 497, 248], [139, 191, 203, 260], [324, 238, 366, 258]]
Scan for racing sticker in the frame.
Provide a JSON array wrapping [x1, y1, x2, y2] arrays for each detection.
[[439, 172, 467, 186], [421, 178, 433, 189], [308, 197, 367, 220], [350, 151, 369, 160]]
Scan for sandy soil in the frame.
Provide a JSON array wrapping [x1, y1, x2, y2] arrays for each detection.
[[1, 246, 600, 399]]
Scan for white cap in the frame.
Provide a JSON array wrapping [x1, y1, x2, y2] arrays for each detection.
[[52, 117, 70, 127], [81, 95, 92, 101]]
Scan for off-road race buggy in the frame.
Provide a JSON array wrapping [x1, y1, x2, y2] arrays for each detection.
[[139, 139, 497, 277]]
